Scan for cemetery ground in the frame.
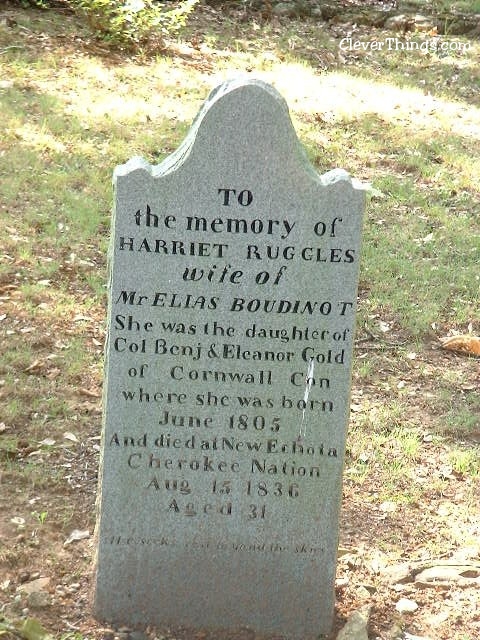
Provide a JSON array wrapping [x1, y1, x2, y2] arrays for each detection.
[[0, 2, 479, 640]]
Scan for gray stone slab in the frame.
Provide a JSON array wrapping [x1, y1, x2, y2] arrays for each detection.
[[94, 78, 365, 639]]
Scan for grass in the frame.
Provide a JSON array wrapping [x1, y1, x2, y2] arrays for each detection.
[[449, 446, 480, 474], [0, 7, 478, 624], [1, 7, 476, 430]]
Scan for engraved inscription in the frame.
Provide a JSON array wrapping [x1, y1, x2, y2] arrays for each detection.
[[95, 79, 365, 639]]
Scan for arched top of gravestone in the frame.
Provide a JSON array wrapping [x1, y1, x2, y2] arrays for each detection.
[[114, 78, 359, 191]]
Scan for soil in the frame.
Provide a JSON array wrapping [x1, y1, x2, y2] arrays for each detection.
[[0, 3, 479, 640]]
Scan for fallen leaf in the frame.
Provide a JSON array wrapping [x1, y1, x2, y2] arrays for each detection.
[[38, 438, 55, 447], [78, 387, 101, 398], [16, 617, 54, 640], [440, 334, 480, 356], [24, 360, 42, 373], [64, 529, 90, 546]]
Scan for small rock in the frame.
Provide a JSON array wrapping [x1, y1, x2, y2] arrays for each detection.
[[395, 597, 419, 613], [385, 14, 411, 30], [361, 583, 377, 594], [27, 590, 52, 609], [415, 563, 480, 586], [335, 576, 349, 588], [273, 2, 296, 17], [412, 14, 436, 32], [386, 622, 403, 639], [382, 561, 413, 584], [17, 577, 50, 594], [321, 4, 340, 20], [336, 605, 370, 640], [355, 585, 371, 600]]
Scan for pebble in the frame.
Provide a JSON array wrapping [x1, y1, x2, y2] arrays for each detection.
[[17, 577, 50, 594], [336, 605, 370, 640], [395, 597, 419, 613], [355, 586, 371, 600], [27, 590, 52, 609], [335, 577, 349, 588]]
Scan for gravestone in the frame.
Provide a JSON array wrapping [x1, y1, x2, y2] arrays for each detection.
[[94, 78, 365, 639]]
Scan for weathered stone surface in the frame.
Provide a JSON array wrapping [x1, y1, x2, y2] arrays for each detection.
[[17, 577, 50, 595], [272, 1, 295, 17], [94, 78, 364, 639], [272, 1, 312, 18], [27, 590, 52, 609], [336, 605, 370, 640]]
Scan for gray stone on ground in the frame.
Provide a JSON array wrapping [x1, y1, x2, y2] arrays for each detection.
[[336, 605, 370, 640], [26, 590, 52, 609]]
